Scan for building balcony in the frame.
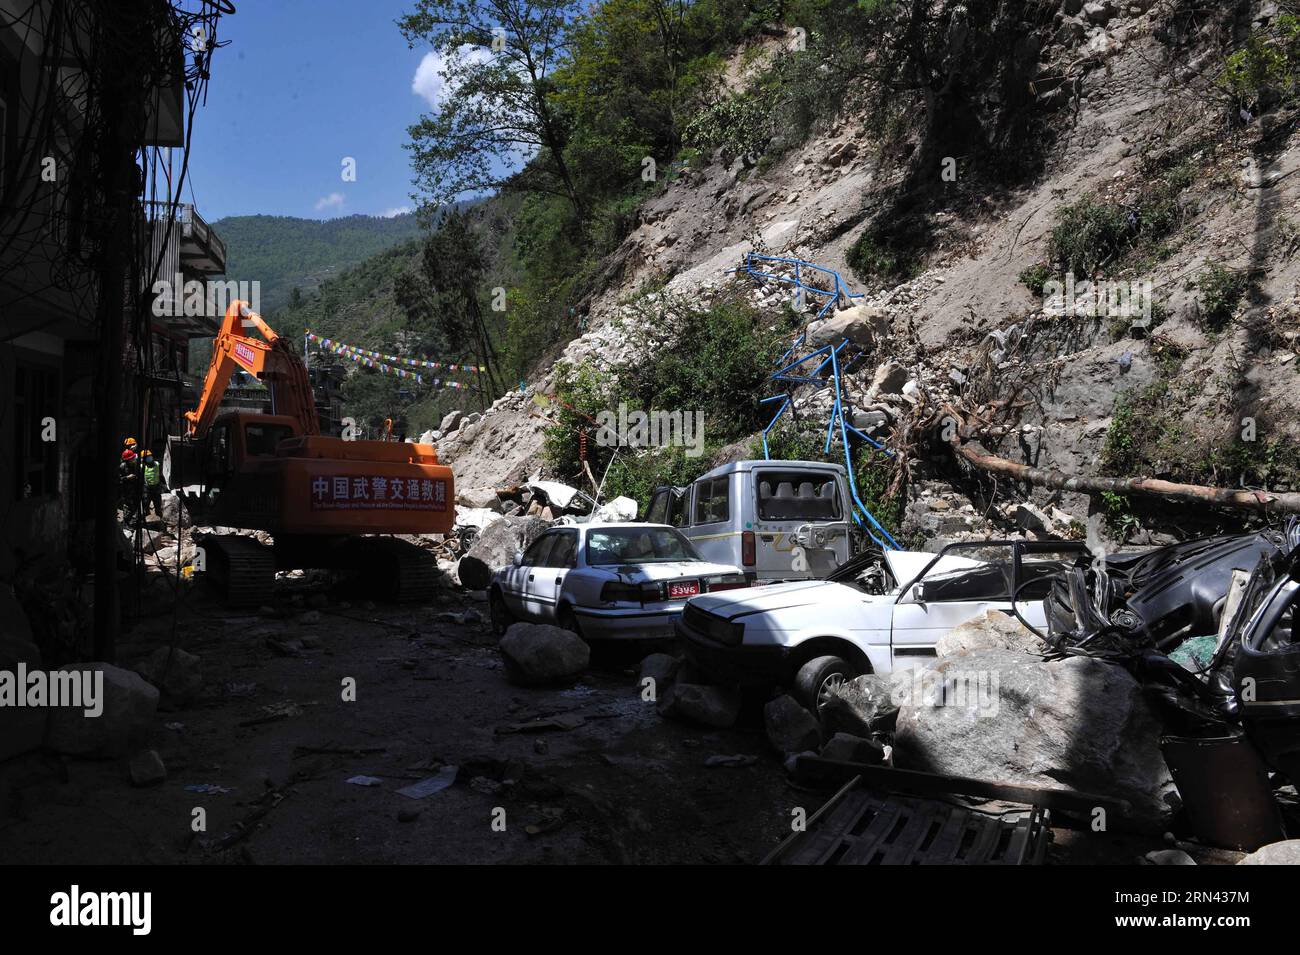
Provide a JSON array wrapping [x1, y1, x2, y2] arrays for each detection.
[[143, 201, 228, 337]]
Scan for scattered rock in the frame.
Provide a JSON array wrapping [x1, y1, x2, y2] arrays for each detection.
[[1083, 0, 1114, 26], [44, 662, 160, 758], [439, 410, 464, 434], [935, 610, 1044, 657], [133, 647, 203, 704], [129, 749, 167, 787], [807, 304, 890, 348], [866, 360, 909, 399], [1238, 840, 1300, 864], [763, 694, 821, 754], [639, 653, 680, 696], [1144, 849, 1196, 865], [704, 753, 758, 768], [498, 623, 590, 685], [657, 682, 742, 728]]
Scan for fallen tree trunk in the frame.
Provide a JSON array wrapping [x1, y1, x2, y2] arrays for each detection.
[[952, 440, 1300, 515]]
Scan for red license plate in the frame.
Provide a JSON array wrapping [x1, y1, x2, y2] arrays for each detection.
[[668, 580, 700, 599]]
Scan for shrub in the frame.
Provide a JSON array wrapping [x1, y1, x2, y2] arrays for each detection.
[[1193, 263, 1246, 331], [1219, 16, 1300, 105], [1019, 262, 1052, 296], [847, 229, 919, 285], [1049, 195, 1131, 275]]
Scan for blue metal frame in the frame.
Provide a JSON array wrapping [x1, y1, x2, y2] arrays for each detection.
[[739, 252, 901, 551]]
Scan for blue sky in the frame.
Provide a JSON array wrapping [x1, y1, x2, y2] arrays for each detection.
[[185, 0, 444, 222]]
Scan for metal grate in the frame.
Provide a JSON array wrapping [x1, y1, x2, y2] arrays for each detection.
[[764, 780, 1050, 866]]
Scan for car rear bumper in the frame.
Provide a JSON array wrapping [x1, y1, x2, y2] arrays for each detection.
[[571, 605, 683, 641], [674, 618, 790, 686]]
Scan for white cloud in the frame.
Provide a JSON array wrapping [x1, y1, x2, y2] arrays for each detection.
[[411, 46, 493, 108], [315, 192, 345, 213], [380, 206, 412, 218]]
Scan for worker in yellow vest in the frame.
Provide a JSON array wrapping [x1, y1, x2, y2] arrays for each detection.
[[139, 449, 167, 526]]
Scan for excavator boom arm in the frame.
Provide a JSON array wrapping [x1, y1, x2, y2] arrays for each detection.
[[185, 300, 320, 438]]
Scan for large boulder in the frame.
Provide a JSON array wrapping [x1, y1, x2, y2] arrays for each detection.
[[893, 650, 1177, 830], [498, 623, 589, 686], [439, 410, 464, 434], [44, 662, 159, 758], [133, 647, 203, 705], [159, 492, 188, 528], [596, 496, 638, 522], [457, 515, 550, 590], [807, 304, 890, 348], [1238, 840, 1300, 865], [764, 694, 821, 754], [821, 673, 900, 737], [935, 610, 1045, 657], [457, 485, 501, 509], [657, 682, 742, 728]]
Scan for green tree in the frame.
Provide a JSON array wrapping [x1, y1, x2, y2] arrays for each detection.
[[399, 0, 584, 218]]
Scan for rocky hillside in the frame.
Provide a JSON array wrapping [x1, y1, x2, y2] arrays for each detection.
[[438, 0, 1300, 550]]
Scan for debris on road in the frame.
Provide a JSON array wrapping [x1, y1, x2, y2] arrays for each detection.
[[396, 766, 459, 799]]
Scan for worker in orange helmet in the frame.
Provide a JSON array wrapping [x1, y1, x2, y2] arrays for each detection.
[[119, 438, 141, 524]]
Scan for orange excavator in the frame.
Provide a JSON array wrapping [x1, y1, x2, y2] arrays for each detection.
[[166, 300, 455, 605]]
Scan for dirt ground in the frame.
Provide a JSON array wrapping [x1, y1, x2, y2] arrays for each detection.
[[1, 569, 813, 864], [1, 562, 1254, 866]]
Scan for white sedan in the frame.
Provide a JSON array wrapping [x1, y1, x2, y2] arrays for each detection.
[[489, 522, 748, 640], [677, 540, 1085, 711]]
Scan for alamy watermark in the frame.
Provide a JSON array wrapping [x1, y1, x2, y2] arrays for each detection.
[[595, 402, 704, 458], [891, 666, 1000, 718], [151, 276, 261, 318], [50, 886, 151, 935], [1043, 273, 1152, 329], [0, 664, 103, 716]]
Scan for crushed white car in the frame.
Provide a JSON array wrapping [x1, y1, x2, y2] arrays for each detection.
[[676, 540, 1085, 710], [489, 522, 748, 640]]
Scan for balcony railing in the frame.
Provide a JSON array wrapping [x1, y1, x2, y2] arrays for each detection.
[[143, 200, 226, 276]]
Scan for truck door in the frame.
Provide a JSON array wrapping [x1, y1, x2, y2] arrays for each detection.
[[753, 468, 849, 580]]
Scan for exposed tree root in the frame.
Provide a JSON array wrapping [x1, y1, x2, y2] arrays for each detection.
[[949, 439, 1300, 515]]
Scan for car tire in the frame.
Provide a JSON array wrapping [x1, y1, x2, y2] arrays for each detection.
[[794, 655, 858, 713], [556, 604, 583, 637], [489, 588, 514, 636]]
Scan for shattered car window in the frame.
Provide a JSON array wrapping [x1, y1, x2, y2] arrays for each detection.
[[586, 527, 700, 565]]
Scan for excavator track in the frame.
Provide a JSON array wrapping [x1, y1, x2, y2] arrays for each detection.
[[347, 537, 439, 603], [201, 534, 276, 607]]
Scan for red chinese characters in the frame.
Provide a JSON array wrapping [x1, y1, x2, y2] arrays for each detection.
[[310, 475, 447, 511]]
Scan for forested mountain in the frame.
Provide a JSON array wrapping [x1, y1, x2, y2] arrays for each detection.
[[212, 213, 422, 314]]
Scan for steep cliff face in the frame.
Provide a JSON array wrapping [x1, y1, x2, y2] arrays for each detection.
[[444, 1, 1300, 545]]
